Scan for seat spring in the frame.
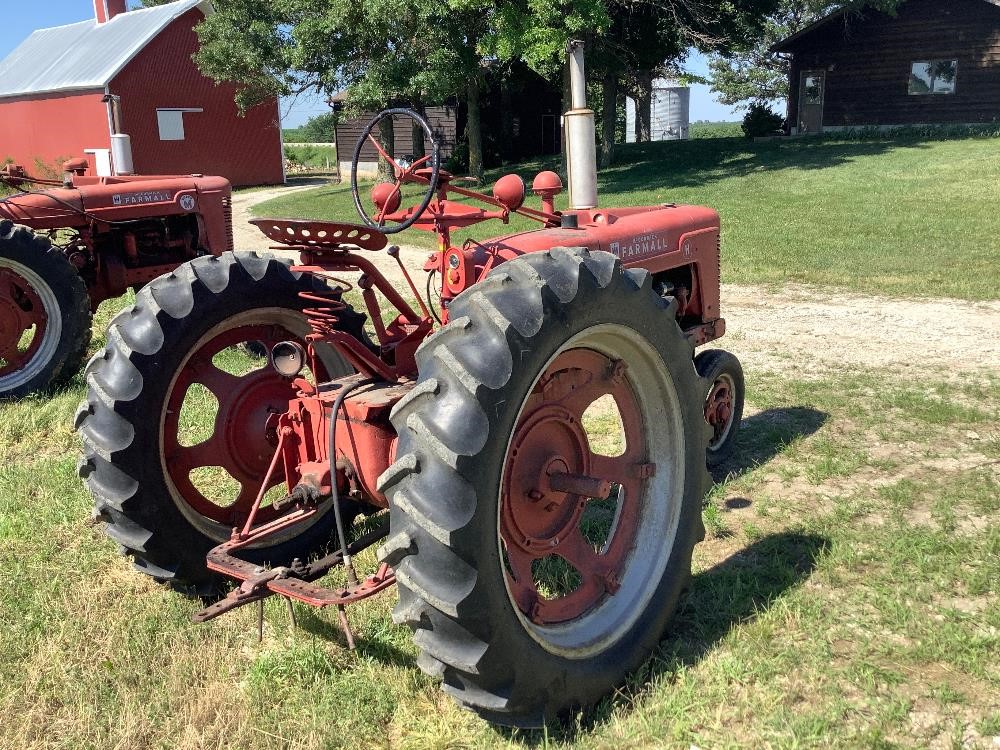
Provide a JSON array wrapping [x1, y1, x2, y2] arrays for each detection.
[[298, 273, 354, 341]]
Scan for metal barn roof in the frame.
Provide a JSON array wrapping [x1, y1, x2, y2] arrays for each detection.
[[0, 0, 213, 99]]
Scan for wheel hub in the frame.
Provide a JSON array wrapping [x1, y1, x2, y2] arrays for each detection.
[[162, 323, 305, 528], [218, 371, 297, 480], [705, 376, 734, 446], [500, 348, 649, 626], [0, 266, 48, 374], [503, 405, 593, 551]]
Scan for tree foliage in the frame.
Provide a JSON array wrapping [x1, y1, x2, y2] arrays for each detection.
[[283, 112, 338, 143], [139, 0, 789, 173], [586, 0, 779, 162], [741, 102, 784, 137]]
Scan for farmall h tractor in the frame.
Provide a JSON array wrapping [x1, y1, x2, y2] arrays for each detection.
[[77, 42, 744, 725], [0, 159, 233, 398]]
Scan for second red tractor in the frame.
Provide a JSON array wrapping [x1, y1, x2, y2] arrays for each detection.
[[0, 160, 233, 398]]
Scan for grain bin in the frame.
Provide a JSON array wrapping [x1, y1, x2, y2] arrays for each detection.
[[626, 79, 691, 142]]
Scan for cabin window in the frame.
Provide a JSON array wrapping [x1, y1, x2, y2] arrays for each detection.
[[908, 61, 958, 95], [156, 108, 205, 141]]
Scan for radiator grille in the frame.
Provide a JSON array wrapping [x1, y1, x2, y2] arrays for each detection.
[[222, 196, 234, 252], [716, 232, 722, 298]]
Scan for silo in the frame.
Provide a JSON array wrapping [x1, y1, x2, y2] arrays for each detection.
[[625, 96, 637, 143], [651, 80, 690, 141], [623, 82, 690, 143]]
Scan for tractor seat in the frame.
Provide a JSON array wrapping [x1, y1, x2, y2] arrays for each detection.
[[250, 219, 388, 251]]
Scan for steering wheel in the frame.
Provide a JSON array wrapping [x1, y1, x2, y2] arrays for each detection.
[[351, 108, 441, 234]]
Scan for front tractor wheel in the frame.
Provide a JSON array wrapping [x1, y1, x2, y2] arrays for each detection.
[[76, 252, 363, 594], [379, 248, 710, 726], [0, 224, 91, 399], [695, 349, 745, 469]]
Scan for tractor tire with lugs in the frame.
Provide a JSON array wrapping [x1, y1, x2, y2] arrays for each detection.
[[76, 252, 363, 595], [0, 222, 91, 399], [378, 247, 710, 726]]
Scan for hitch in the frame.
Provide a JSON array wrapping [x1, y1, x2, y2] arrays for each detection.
[[193, 514, 396, 647]]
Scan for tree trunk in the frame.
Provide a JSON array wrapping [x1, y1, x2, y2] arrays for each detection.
[[500, 81, 513, 163], [466, 76, 484, 182], [410, 104, 426, 162], [600, 70, 617, 168], [636, 70, 652, 143], [377, 117, 395, 182]]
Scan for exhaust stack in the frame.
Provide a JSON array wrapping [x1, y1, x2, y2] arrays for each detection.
[[564, 40, 598, 210], [103, 94, 135, 175]]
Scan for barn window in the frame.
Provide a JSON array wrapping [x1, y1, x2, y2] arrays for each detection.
[[908, 61, 958, 95], [156, 108, 204, 140]]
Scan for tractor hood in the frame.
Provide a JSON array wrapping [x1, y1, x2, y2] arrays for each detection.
[[0, 187, 84, 227], [0, 174, 231, 231], [482, 203, 721, 272]]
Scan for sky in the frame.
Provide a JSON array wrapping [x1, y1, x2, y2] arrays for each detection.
[[2, 1, 748, 127]]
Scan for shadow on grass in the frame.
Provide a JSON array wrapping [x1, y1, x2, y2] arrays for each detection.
[[293, 606, 418, 669], [600, 137, 932, 194], [502, 531, 829, 745], [713, 406, 828, 484]]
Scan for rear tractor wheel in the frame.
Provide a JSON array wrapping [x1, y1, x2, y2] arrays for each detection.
[[379, 247, 711, 726], [76, 252, 365, 594], [695, 349, 744, 469], [0, 223, 91, 399]]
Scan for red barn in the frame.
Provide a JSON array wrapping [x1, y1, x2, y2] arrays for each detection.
[[0, 0, 284, 187]]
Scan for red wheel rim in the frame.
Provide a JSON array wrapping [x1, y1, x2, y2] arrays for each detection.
[[501, 348, 650, 625], [0, 266, 49, 378], [161, 322, 319, 529], [704, 375, 735, 449]]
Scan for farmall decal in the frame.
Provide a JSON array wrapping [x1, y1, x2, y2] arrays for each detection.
[[112, 191, 172, 206], [608, 232, 670, 260]]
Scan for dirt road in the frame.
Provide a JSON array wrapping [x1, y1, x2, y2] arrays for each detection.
[[719, 284, 1000, 378], [233, 184, 1000, 379], [230, 180, 329, 250]]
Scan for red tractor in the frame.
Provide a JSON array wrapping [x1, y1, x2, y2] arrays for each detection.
[[77, 43, 744, 726], [0, 160, 233, 398]]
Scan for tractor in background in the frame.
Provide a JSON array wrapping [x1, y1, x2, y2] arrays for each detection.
[[0, 159, 233, 398], [78, 41, 744, 725]]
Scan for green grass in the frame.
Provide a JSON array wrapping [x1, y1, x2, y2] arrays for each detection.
[[256, 132, 1000, 300], [284, 144, 337, 170], [689, 121, 742, 139], [2, 127, 999, 748], [1, 325, 997, 748]]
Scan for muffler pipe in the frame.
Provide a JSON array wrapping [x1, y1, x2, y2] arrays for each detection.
[[564, 40, 598, 210], [102, 94, 135, 175]]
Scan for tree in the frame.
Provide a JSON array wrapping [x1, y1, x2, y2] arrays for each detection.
[[190, 0, 615, 182], [189, 0, 471, 174], [709, 0, 905, 108], [583, 0, 780, 165], [157, 0, 783, 179], [300, 112, 338, 143], [284, 112, 338, 143]]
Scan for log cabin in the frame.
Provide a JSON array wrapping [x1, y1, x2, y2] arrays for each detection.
[[772, 0, 1000, 133]]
